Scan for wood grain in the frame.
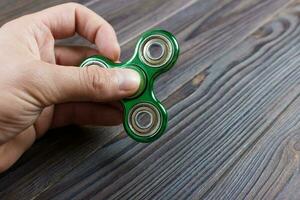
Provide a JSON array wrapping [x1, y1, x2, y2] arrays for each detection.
[[1, 0, 300, 199], [35, 4, 300, 199]]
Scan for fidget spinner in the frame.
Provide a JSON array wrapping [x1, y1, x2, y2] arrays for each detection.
[[80, 29, 179, 143]]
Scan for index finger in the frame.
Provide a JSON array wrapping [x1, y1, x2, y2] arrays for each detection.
[[33, 3, 120, 61]]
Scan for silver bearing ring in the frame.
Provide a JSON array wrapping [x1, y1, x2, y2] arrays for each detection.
[[83, 60, 108, 68], [139, 35, 173, 67], [128, 103, 161, 137]]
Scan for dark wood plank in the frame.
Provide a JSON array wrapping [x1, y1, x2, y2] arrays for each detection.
[[0, 0, 194, 45], [0, 0, 82, 25], [59, 0, 199, 47]]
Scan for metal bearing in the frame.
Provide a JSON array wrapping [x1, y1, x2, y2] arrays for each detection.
[[139, 35, 173, 67], [128, 103, 161, 137], [82, 60, 108, 68]]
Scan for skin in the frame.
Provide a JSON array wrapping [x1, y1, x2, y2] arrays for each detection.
[[0, 3, 140, 173]]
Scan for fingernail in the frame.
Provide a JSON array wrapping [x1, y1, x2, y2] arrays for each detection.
[[116, 69, 141, 91]]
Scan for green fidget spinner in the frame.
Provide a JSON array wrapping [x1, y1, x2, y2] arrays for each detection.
[[80, 29, 179, 143]]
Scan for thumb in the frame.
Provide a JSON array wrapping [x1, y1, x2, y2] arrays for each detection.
[[29, 62, 140, 106]]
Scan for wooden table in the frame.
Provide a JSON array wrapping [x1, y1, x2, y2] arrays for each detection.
[[1, 0, 300, 199]]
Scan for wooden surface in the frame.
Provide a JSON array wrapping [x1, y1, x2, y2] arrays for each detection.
[[1, 0, 300, 199]]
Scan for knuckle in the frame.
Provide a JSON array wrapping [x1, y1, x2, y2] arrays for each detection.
[[82, 66, 112, 93]]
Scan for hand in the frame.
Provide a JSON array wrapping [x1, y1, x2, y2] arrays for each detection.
[[0, 3, 140, 172]]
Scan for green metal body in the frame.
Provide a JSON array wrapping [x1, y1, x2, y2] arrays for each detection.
[[80, 29, 179, 143]]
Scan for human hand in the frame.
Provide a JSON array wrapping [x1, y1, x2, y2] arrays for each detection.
[[0, 3, 140, 172]]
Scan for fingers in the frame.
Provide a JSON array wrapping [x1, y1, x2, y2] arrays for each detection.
[[51, 102, 123, 128], [0, 126, 35, 173], [26, 62, 140, 106], [0, 101, 124, 173], [34, 3, 120, 60], [55, 45, 98, 66]]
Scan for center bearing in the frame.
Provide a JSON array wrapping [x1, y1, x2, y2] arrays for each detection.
[[129, 103, 161, 137]]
